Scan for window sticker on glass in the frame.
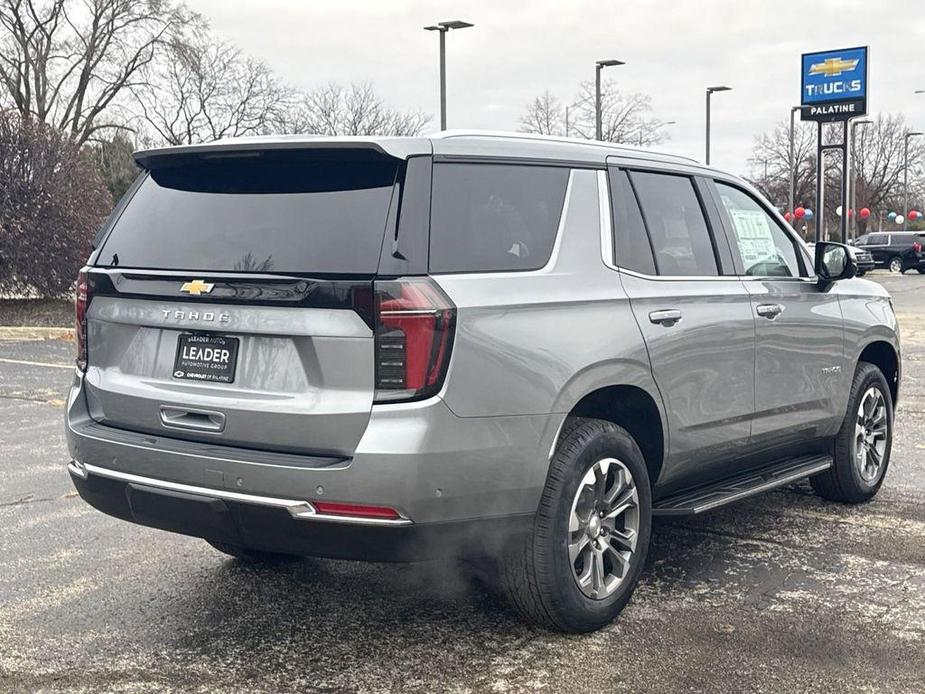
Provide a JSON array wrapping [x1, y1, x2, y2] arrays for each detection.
[[728, 208, 776, 267]]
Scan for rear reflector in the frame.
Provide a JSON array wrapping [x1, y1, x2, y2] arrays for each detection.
[[374, 277, 455, 403], [312, 501, 402, 520]]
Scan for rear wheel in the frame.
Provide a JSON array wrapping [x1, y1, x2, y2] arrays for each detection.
[[917, 268, 925, 274], [811, 362, 893, 503], [207, 540, 301, 564], [500, 418, 651, 632], [889, 256, 904, 273]]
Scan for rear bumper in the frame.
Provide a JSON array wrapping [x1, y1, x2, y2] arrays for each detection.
[[65, 373, 559, 558], [68, 461, 531, 561]]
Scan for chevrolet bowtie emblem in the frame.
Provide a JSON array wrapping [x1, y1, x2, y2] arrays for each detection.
[[809, 57, 859, 77], [180, 280, 215, 296]]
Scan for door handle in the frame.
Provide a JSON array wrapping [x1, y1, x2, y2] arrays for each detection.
[[756, 303, 784, 319], [649, 309, 682, 326]]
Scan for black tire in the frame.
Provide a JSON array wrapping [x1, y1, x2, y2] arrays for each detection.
[[500, 417, 652, 632], [206, 540, 301, 564], [888, 256, 905, 273], [917, 268, 925, 274], [811, 362, 893, 503], [856, 270, 866, 277]]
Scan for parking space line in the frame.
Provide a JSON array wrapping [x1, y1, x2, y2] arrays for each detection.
[[0, 357, 72, 369]]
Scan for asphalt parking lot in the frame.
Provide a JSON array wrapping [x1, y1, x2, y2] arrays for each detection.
[[1, 273, 924, 693]]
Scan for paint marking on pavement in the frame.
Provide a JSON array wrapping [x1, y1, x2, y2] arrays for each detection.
[[0, 357, 72, 369]]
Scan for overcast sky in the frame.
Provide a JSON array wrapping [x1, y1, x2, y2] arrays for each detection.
[[193, 0, 925, 175]]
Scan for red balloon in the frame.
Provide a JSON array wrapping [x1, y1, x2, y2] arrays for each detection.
[[859, 207, 871, 219], [848, 208, 854, 217], [784, 211, 793, 222], [794, 207, 806, 219], [910, 210, 920, 221]]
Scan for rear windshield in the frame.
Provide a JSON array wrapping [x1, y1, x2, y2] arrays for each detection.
[[97, 151, 398, 275]]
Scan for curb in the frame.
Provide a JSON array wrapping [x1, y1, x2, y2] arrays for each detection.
[[0, 326, 74, 341]]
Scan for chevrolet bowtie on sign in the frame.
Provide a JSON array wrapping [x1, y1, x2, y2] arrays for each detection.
[[180, 279, 215, 295], [801, 46, 868, 122]]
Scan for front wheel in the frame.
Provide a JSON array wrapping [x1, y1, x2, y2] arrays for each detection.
[[500, 418, 652, 632], [889, 256, 904, 273], [811, 362, 893, 503]]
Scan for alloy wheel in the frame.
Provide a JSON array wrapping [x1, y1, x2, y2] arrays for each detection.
[[854, 386, 889, 482], [889, 257, 903, 273], [567, 458, 640, 600]]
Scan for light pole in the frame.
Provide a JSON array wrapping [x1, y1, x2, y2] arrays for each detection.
[[850, 118, 873, 237], [424, 20, 474, 130], [903, 131, 924, 224], [705, 86, 731, 165], [788, 106, 801, 219], [595, 59, 625, 140]]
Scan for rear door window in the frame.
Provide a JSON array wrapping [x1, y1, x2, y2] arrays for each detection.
[[428, 163, 570, 273], [97, 151, 399, 275], [628, 171, 718, 276], [867, 234, 888, 245]]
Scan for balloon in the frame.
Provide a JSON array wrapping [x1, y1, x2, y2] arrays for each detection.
[[794, 207, 806, 219], [804, 209, 814, 220], [848, 208, 854, 217], [909, 210, 920, 221], [859, 207, 871, 219], [888, 211, 897, 220], [784, 211, 793, 222], [836, 206, 843, 217], [895, 215, 905, 225]]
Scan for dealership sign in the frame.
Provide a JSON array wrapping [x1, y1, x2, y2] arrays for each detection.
[[800, 46, 868, 122]]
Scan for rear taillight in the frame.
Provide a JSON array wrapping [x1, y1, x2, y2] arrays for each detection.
[[75, 269, 92, 371], [913, 242, 922, 254], [374, 277, 455, 403]]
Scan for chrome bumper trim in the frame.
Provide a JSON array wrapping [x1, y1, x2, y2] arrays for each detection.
[[68, 461, 413, 527]]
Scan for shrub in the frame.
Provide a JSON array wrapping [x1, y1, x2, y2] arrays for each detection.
[[0, 111, 112, 298]]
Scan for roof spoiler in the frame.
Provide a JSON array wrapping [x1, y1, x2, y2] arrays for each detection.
[[133, 136, 433, 170]]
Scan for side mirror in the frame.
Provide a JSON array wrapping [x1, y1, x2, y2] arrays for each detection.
[[815, 242, 857, 286]]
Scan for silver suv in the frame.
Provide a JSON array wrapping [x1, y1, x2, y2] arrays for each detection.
[[67, 132, 901, 632]]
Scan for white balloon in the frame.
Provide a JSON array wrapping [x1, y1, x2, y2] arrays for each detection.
[[836, 206, 843, 216], [895, 215, 905, 225]]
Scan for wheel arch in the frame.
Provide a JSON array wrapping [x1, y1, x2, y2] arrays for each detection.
[[858, 340, 900, 404], [562, 383, 666, 487]]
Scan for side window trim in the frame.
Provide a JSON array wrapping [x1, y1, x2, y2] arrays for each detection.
[[708, 178, 812, 279], [614, 169, 664, 277], [625, 168, 722, 278]]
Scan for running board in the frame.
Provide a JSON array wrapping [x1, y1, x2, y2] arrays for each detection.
[[653, 454, 833, 516]]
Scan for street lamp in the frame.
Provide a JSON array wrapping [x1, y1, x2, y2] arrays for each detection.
[[850, 118, 873, 237], [424, 20, 474, 130], [705, 86, 731, 165], [903, 131, 924, 222], [595, 59, 625, 140], [788, 106, 801, 219]]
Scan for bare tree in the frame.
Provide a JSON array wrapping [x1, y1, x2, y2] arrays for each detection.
[[746, 119, 817, 209], [290, 82, 429, 137], [746, 113, 925, 235], [572, 80, 669, 145], [0, 109, 111, 296], [519, 81, 669, 145], [519, 89, 563, 136], [131, 23, 296, 145], [0, 0, 184, 144]]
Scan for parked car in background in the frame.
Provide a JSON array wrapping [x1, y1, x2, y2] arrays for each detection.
[[67, 132, 901, 632], [855, 232, 925, 273]]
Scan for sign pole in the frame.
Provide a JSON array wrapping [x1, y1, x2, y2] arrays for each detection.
[[840, 120, 850, 243], [815, 122, 824, 243]]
